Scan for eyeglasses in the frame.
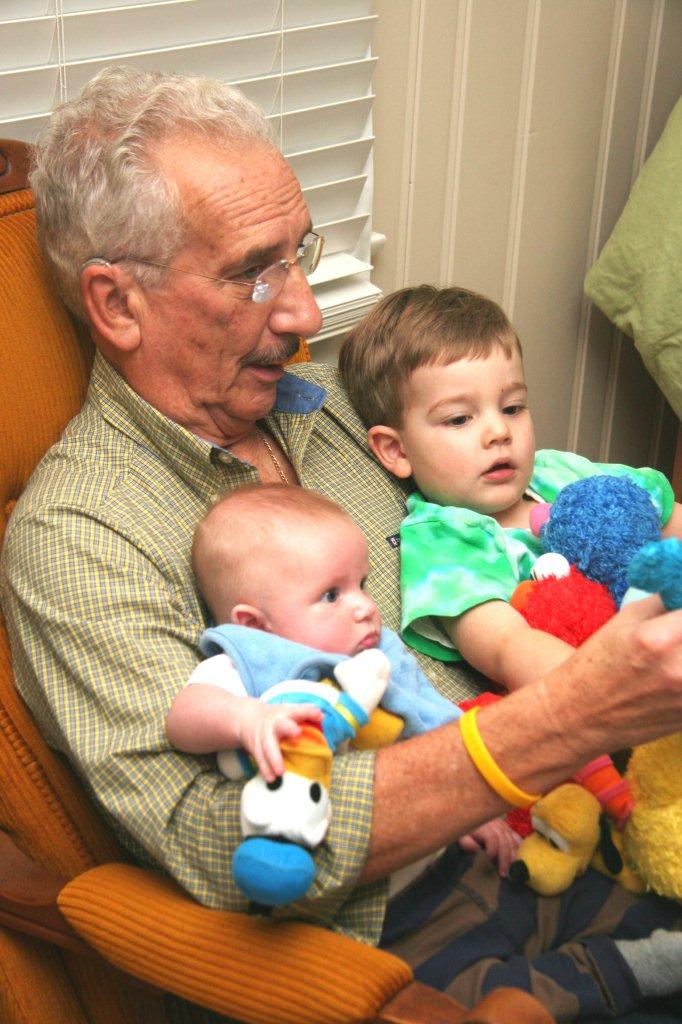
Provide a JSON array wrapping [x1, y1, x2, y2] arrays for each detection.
[[83, 231, 324, 305]]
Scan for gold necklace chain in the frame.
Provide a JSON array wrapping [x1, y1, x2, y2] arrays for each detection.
[[258, 428, 290, 485]]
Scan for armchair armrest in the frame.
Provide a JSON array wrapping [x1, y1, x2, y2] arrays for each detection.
[[58, 861, 412, 1024]]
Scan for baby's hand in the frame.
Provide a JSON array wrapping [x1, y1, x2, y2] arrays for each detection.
[[458, 818, 521, 877], [236, 702, 323, 783]]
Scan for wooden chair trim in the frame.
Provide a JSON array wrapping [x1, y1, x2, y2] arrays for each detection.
[[375, 981, 555, 1023], [0, 140, 31, 195], [0, 829, 88, 955]]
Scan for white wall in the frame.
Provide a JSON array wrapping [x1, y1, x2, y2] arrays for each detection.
[[371, 0, 681, 474]]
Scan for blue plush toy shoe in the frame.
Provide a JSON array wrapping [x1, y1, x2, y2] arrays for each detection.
[[232, 836, 316, 906]]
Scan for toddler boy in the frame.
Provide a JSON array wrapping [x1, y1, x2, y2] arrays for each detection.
[[339, 285, 682, 1020]]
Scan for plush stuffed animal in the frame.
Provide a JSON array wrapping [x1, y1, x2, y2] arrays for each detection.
[[225, 648, 403, 907], [530, 474, 661, 603], [511, 476, 682, 901], [509, 783, 646, 896]]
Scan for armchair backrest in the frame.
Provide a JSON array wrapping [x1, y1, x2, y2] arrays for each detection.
[[0, 137, 158, 1024], [0, 142, 123, 878]]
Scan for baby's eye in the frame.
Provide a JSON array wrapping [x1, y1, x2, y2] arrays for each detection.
[[360, 576, 368, 590], [447, 414, 470, 427], [322, 588, 340, 603], [503, 403, 525, 416]]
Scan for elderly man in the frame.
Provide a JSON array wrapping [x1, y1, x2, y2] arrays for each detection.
[[2, 67, 682, 1021]]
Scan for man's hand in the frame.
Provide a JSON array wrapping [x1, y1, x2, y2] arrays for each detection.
[[543, 596, 682, 757], [458, 818, 522, 877], [235, 701, 323, 782]]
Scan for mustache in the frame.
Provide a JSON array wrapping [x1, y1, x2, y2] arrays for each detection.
[[243, 335, 301, 368]]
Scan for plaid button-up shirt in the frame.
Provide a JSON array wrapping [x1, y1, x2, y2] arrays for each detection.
[[1, 352, 481, 943]]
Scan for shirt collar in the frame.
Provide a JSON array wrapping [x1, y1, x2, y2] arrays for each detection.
[[272, 370, 326, 414]]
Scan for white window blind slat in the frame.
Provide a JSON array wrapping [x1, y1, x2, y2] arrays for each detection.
[[307, 252, 371, 288], [283, 0, 373, 28], [302, 175, 368, 225], [1, 1, 50, 13], [56, 0, 371, 16], [4, 3, 279, 67], [0, 1, 187, 13], [14, 0, 373, 16], [316, 214, 370, 257], [271, 97, 373, 153], [281, 18, 376, 71], [0, 57, 376, 134], [0, 20, 56, 70], [0, 114, 46, 142], [0, 11, 375, 73], [0, 56, 375, 125], [266, 58, 376, 111], [0, 2, 379, 340], [288, 138, 373, 189]]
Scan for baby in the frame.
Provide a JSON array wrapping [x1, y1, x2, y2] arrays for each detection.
[[339, 284, 682, 689], [165, 484, 517, 873]]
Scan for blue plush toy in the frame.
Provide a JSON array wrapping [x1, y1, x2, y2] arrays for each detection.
[[626, 537, 682, 609], [540, 475, 661, 605]]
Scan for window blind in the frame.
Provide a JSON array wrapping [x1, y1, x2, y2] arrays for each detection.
[[0, 0, 381, 340]]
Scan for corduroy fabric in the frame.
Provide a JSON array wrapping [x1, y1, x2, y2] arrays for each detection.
[[0, 928, 90, 1024], [0, 190, 93, 546], [0, 188, 124, 875], [59, 863, 413, 1024]]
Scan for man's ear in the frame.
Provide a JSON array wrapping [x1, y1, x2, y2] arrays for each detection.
[[80, 261, 143, 353], [367, 425, 413, 479], [230, 604, 269, 632]]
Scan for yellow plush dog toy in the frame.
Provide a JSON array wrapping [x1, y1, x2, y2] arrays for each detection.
[[508, 784, 601, 896], [509, 783, 647, 897]]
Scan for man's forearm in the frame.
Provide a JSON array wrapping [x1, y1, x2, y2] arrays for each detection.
[[359, 678, 572, 882]]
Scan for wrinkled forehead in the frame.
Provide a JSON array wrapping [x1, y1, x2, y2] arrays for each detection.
[[155, 134, 309, 244]]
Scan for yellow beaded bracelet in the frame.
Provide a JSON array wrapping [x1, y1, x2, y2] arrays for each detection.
[[459, 706, 541, 809]]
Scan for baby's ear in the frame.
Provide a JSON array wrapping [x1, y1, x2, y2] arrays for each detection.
[[367, 425, 413, 479], [231, 604, 268, 631]]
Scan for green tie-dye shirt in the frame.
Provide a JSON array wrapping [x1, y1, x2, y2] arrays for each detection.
[[400, 449, 674, 662]]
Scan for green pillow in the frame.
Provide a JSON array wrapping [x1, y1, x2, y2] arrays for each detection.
[[584, 97, 682, 418]]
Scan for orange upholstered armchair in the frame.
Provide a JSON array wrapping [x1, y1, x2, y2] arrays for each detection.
[[0, 139, 553, 1024]]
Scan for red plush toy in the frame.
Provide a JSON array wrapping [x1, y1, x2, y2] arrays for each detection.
[[510, 566, 616, 646]]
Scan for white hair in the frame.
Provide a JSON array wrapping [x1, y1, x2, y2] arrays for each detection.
[[30, 66, 274, 319]]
